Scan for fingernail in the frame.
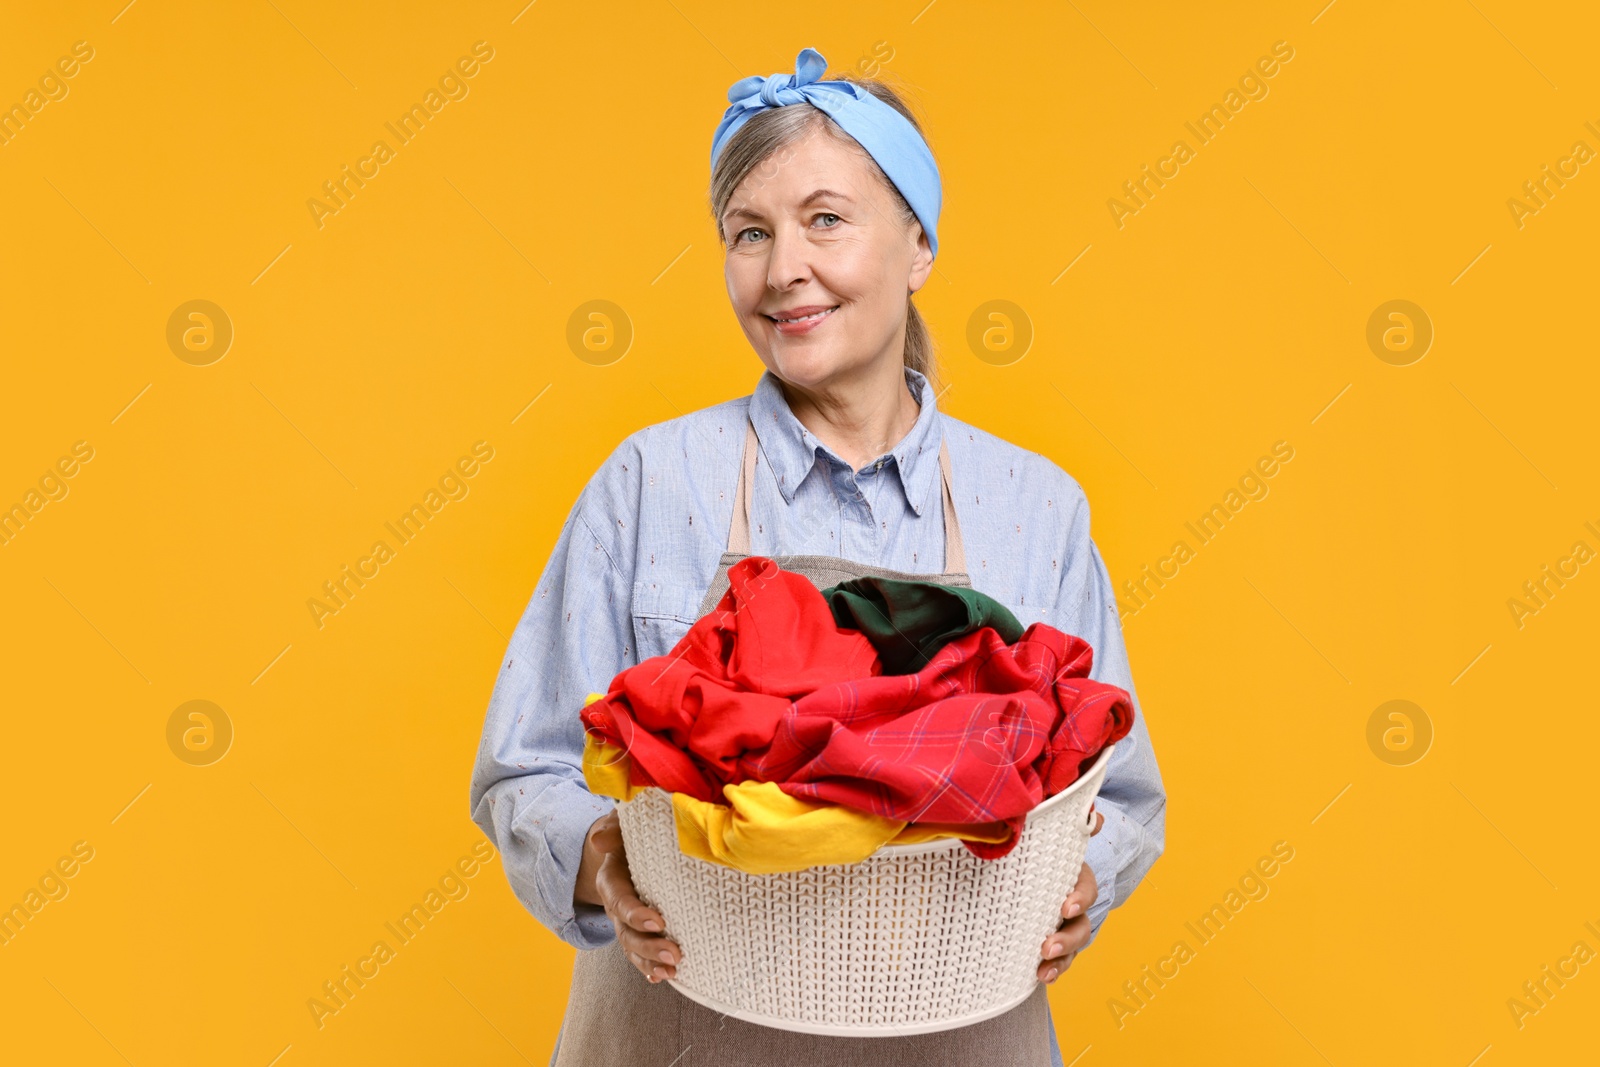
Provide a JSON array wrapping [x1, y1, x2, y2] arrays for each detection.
[[1065, 901, 1081, 918], [651, 967, 666, 982], [658, 949, 674, 963], [642, 919, 661, 932], [1043, 967, 1058, 983]]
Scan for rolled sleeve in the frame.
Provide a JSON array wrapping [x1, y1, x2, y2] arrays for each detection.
[[468, 442, 641, 950], [1050, 487, 1167, 946]]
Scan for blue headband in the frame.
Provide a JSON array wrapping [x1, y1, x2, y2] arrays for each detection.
[[710, 47, 941, 259]]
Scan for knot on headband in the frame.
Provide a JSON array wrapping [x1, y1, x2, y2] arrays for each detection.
[[710, 47, 941, 258], [743, 47, 828, 107]]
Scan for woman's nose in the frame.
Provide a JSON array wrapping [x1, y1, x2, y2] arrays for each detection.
[[765, 225, 812, 290]]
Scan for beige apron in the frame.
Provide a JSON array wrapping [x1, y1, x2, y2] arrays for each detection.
[[553, 414, 1052, 1066]]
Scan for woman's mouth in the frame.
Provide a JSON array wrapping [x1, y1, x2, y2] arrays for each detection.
[[766, 305, 839, 336]]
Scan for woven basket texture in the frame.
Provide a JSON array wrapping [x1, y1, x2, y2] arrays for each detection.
[[616, 744, 1115, 1036]]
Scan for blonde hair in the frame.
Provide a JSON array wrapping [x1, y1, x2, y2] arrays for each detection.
[[708, 73, 939, 384]]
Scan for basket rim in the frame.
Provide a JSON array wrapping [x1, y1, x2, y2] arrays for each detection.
[[624, 741, 1117, 861]]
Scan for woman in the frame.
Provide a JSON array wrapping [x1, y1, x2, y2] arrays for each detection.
[[469, 47, 1166, 1067]]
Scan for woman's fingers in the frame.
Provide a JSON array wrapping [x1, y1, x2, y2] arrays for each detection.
[[613, 925, 681, 981], [572, 810, 622, 909], [1090, 807, 1105, 836], [1038, 911, 1089, 983], [588, 809, 624, 854], [1040, 913, 1091, 962], [616, 920, 681, 973], [593, 841, 654, 925], [595, 850, 682, 979], [585, 809, 683, 981], [628, 949, 678, 983], [597, 858, 661, 930], [1038, 949, 1079, 983], [1038, 861, 1099, 983], [1060, 861, 1099, 922]]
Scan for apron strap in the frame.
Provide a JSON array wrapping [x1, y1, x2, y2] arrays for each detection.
[[937, 434, 967, 573], [729, 412, 967, 573], [728, 417, 760, 555]]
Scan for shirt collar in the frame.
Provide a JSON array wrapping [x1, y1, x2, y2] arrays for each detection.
[[747, 364, 945, 516]]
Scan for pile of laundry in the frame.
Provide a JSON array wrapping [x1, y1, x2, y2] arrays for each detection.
[[580, 556, 1134, 874]]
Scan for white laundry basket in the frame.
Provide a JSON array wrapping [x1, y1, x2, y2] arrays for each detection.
[[615, 743, 1116, 1036]]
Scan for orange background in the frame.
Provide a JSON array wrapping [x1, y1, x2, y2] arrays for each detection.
[[1, 1, 1596, 1063]]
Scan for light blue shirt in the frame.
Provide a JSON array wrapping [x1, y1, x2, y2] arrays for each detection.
[[469, 364, 1167, 1063]]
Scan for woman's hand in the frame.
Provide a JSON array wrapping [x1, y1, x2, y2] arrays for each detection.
[[574, 810, 683, 983], [1038, 807, 1105, 984]]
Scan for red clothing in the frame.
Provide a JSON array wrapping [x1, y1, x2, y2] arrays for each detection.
[[581, 556, 1134, 858], [587, 557, 879, 799]]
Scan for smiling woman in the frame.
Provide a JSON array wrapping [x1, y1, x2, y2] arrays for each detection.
[[711, 69, 940, 409], [469, 46, 1166, 1067]]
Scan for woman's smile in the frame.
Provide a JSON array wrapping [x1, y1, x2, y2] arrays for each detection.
[[766, 303, 840, 336]]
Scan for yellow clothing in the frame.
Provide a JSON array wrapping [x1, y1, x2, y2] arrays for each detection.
[[672, 781, 1014, 874], [581, 692, 1014, 874], [581, 692, 645, 800]]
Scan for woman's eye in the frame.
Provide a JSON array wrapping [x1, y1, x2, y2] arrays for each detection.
[[731, 216, 836, 244]]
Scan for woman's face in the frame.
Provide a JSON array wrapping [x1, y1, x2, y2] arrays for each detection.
[[722, 125, 934, 392]]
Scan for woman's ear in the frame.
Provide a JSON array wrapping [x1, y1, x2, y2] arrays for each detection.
[[908, 225, 934, 295]]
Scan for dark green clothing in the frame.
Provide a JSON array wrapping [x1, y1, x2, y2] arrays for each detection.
[[818, 575, 1025, 675]]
